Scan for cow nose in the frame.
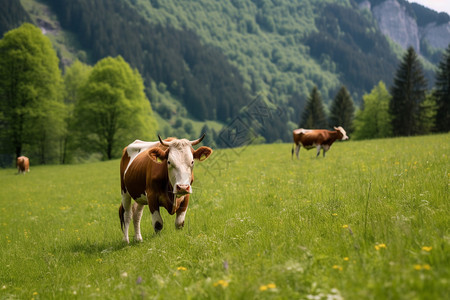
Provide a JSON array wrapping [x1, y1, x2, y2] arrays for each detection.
[[176, 184, 190, 193]]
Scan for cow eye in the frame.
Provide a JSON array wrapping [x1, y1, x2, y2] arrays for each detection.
[[167, 161, 171, 165]]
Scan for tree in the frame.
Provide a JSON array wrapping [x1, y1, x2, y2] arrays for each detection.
[[390, 46, 428, 136], [434, 44, 450, 132], [74, 56, 157, 160], [0, 23, 64, 164], [299, 86, 327, 129], [61, 60, 92, 163], [353, 81, 392, 140], [329, 86, 355, 132]]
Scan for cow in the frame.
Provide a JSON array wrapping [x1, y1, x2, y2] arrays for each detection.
[[292, 126, 349, 159], [16, 156, 30, 174], [119, 134, 213, 243]]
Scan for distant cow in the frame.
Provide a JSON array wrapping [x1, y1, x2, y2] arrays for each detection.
[[16, 156, 30, 174], [119, 135, 213, 243], [292, 126, 349, 159]]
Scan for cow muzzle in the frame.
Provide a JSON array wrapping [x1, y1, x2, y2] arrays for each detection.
[[175, 184, 191, 196]]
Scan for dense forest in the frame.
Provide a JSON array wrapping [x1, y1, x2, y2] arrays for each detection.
[[0, 0, 448, 166]]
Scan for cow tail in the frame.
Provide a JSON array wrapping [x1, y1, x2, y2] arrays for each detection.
[[119, 204, 125, 232]]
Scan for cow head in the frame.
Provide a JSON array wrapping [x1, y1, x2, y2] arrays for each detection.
[[149, 134, 213, 196], [334, 126, 349, 140]]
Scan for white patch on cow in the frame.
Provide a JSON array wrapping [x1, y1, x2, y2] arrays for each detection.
[[133, 203, 145, 242], [151, 210, 163, 229], [175, 210, 187, 229], [335, 126, 349, 140], [124, 140, 160, 176], [121, 192, 132, 243]]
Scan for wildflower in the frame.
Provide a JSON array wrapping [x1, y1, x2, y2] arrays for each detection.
[[374, 243, 387, 250], [332, 265, 343, 271], [259, 283, 276, 291], [33, 292, 38, 296], [177, 266, 187, 271], [414, 264, 422, 271], [332, 213, 338, 216], [423, 264, 431, 270], [342, 225, 348, 229], [343, 257, 349, 261], [96, 258, 102, 263], [421, 246, 432, 252], [213, 280, 229, 288]]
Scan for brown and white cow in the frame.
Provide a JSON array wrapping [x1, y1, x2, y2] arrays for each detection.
[[16, 156, 30, 174], [119, 135, 213, 243], [292, 126, 349, 159]]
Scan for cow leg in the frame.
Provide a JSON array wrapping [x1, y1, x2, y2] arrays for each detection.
[[175, 196, 189, 229], [150, 208, 163, 233], [295, 144, 300, 159], [132, 203, 145, 242], [316, 145, 321, 157], [121, 193, 132, 243], [323, 145, 330, 157]]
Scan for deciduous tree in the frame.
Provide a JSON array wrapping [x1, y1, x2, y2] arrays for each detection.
[[0, 23, 64, 164], [74, 56, 157, 160], [353, 81, 392, 140]]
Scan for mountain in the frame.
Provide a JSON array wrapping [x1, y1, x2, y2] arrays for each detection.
[[1, 0, 447, 143]]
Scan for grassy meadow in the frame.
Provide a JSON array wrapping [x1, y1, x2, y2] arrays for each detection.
[[0, 134, 449, 299]]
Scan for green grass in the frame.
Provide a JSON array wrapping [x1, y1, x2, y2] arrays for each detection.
[[1, 134, 449, 299]]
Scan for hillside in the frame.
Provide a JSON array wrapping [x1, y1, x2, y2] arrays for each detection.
[[1, 0, 447, 143]]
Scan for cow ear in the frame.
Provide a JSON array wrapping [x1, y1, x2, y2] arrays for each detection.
[[148, 148, 168, 162], [193, 146, 213, 161]]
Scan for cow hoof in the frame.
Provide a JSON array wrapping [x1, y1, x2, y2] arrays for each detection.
[[134, 235, 143, 242], [123, 237, 130, 244], [175, 221, 185, 229], [154, 222, 163, 232]]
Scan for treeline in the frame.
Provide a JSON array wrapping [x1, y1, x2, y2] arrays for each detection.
[[297, 46, 450, 140], [0, 24, 157, 167], [44, 0, 251, 122], [0, 0, 30, 34]]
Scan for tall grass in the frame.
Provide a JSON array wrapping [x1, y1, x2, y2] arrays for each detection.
[[0, 134, 448, 299]]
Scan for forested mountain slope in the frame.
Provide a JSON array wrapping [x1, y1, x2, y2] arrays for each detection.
[[1, 0, 446, 143]]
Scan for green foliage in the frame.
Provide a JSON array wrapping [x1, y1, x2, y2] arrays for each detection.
[[0, 23, 64, 164], [329, 86, 355, 132], [390, 47, 428, 136], [0, 134, 449, 298], [299, 86, 328, 129], [353, 81, 392, 140], [434, 44, 450, 132], [74, 56, 157, 160], [61, 60, 92, 163]]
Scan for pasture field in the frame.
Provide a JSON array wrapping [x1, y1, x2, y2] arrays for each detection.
[[0, 134, 449, 299]]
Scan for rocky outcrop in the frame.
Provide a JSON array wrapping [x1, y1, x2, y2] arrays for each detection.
[[372, 0, 420, 52], [421, 22, 450, 49]]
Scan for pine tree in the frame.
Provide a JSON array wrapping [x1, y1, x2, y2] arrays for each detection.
[[434, 44, 450, 132], [389, 46, 428, 136], [299, 86, 327, 129], [329, 86, 355, 132]]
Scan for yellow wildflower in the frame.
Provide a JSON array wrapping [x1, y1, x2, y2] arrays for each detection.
[[375, 243, 387, 250], [343, 257, 349, 261], [213, 280, 229, 288], [423, 264, 431, 270], [342, 225, 349, 229], [414, 264, 422, 271], [332, 265, 343, 271], [332, 213, 338, 216], [421, 246, 432, 252], [259, 283, 276, 291], [177, 266, 187, 271]]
